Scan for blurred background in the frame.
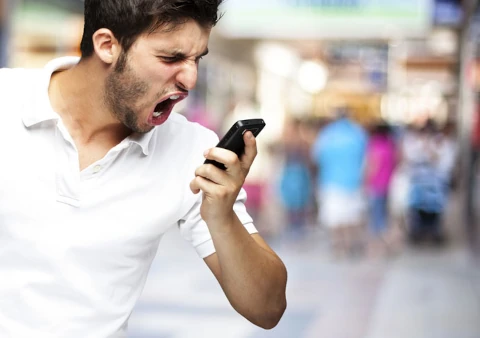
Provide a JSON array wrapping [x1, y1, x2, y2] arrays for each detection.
[[1, 0, 480, 337]]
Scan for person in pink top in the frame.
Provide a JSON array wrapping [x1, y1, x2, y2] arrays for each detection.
[[365, 123, 397, 254]]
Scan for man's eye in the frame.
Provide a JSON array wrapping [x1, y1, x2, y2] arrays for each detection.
[[160, 56, 179, 63]]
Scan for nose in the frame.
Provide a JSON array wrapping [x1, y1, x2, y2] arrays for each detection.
[[176, 60, 198, 91]]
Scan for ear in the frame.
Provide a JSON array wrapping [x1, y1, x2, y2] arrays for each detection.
[[92, 28, 121, 65]]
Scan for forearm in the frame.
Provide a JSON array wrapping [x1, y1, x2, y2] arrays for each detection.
[[193, 132, 287, 328], [208, 214, 287, 329]]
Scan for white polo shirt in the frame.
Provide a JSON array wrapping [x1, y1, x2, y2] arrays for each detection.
[[0, 57, 257, 337]]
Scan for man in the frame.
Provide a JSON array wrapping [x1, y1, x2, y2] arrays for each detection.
[[311, 108, 367, 258], [0, 1, 287, 336]]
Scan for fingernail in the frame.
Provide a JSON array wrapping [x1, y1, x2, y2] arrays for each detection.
[[203, 149, 209, 157], [247, 131, 254, 139]]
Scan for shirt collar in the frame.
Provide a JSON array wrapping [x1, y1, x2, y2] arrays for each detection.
[[22, 56, 80, 128], [127, 130, 156, 156], [22, 56, 81, 128]]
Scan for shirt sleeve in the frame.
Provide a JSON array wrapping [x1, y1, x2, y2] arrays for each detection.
[[177, 187, 258, 258]]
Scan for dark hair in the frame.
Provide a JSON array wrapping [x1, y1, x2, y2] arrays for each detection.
[[80, 0, 224, 57], [371, 122, 391, 136]]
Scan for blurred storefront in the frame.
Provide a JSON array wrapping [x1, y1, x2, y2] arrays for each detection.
[[6, 0, 83, 68], [0, 0, 11, 67], [208, 0, 462, 136]]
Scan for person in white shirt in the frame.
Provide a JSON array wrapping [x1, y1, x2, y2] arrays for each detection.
[[0, 0, 287, 336]]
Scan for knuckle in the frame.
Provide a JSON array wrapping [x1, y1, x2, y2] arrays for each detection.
[[204, 164, 215, 177], [229, 184, 239, 195], [193, 176, 202, 186], [216, 188, 229, 199], [222, 156, 236, 169]]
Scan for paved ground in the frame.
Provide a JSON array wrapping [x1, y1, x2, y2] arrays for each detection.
[[128, 195, 480, 338]]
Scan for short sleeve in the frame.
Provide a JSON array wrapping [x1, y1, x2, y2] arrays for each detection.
[[177, 188, 258, 258]]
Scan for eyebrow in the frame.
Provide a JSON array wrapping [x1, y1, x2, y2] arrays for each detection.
[[157, 48, 209, 59]]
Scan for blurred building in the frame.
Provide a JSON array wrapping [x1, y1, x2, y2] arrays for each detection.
[[5, 0, 83, 67], [209, 0, 462, 129], [0, 0, 11, 67]]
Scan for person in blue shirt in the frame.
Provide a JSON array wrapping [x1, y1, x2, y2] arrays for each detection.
[[311, 108, 368, 258], [278, 117, 314, 234]]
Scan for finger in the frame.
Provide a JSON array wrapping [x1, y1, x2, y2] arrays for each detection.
[[204, 147, 241, 173], [190, 175, 221, 195], [241, 131, 257, 169], [195, 163, 230, 185], [189, 177, 201, 194]]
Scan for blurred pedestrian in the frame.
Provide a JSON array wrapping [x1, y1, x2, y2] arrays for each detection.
[[364, 122, 397, 257], [405, 121, 448, 244], [436, 121, 458, 191], [387, 124, 414, 252], [311, 108, 368, 258], [278, 117, 313, 236]]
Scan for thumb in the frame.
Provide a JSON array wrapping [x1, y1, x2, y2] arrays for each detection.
[[242, 131, 257, 169]]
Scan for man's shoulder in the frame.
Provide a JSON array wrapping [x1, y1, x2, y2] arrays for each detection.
[[0, 67, 45, 93], [0, 66, 43, 79], [0, 67, 20, 85]]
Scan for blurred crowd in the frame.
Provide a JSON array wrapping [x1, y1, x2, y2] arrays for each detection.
[[253, 110, 459, 261]]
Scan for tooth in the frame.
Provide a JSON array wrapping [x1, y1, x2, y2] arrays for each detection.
[[153, 112, 162, 117], [170, 95, 180, 100]]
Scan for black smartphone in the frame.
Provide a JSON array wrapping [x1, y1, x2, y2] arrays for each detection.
[[204, 118, 266, 170]]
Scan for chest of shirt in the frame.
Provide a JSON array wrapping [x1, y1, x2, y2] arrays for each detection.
[[0, 122, 192, 258]]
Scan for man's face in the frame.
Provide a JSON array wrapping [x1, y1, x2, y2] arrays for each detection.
[[104, 20, 211, 133]]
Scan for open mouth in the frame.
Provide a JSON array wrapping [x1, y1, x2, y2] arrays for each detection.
[[150, 94, 186, 126]]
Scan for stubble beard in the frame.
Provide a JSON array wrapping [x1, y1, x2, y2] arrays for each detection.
[[104, 50, 152, 134]]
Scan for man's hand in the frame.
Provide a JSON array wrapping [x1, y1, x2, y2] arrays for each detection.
[[190, 131, 257, 228], [190, 131, 287, 329]]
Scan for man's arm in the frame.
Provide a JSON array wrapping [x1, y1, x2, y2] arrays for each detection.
[[204, 230, 287, 329], [190, 131, 287, 329]]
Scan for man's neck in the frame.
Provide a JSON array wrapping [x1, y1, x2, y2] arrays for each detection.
[[48, 60, 131, 147]]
